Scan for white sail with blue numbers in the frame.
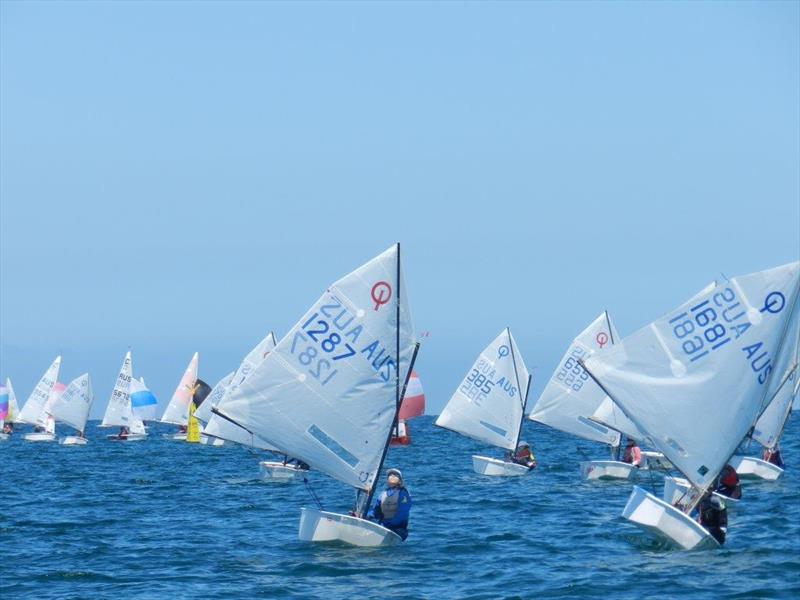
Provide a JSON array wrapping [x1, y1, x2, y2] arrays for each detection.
[[213, 244, 416, 491], [435, 328, 530, 451], [584, 261, 800, 491], [194, 372, 234, 425], [17, 356, 61, 426], [590, 396, 650, 444], [528, 312, 621, 446]]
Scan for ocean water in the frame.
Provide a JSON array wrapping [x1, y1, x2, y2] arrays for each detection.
[[1, 416, 798, 599]]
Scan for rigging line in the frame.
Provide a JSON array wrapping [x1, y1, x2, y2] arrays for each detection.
[[304, 477, 324, 511]]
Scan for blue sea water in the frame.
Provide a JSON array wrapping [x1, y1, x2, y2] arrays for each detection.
[[1, 416, 799, 599]]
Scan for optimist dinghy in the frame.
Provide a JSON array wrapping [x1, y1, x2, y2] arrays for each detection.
[[213, 244, 420, 546], [584, 261, 800, 549], [0, 378, 21, 441], [528, 312, 635, 480], [23, 381, 65, 442], [436, 328, 533, 476]]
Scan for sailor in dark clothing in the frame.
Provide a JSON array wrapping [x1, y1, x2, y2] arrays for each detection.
[[715, 464, 742, 500], [369, 468, 412, 540], [698, 492, 728, 545]]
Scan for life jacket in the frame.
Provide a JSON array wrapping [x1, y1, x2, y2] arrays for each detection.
[[378, 487, 404, 520], [720, 466, 738, 488]]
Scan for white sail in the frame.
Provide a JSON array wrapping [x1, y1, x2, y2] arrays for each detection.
[[101, 352, 134, 428], [751, 309, 800, 449], [584, 261, 800, 490], [129, 377, 158, 421], [435, 328, 530, 451], [232, 331, 278, 388], [49, 374, 93, 434], [6, 378, 20, 423], [214, 244, 416, 491], [17, 356, 61, 425], [528, 312, 621, 446], [193, 372, 233, 425], [590, 397, 651, 444], [160, 352, 199, 426]]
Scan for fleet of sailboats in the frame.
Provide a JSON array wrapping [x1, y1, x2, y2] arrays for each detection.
[[2, 253, 799, 552]]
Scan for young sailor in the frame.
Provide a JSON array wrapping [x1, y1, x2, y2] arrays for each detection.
[[369, 468, 412, 541], [622, 438, 642, 467], [762, 445, 785, 468], [715, 464, 742, 500], [506, 442, 537, 469], [697, 491, 728, 545]]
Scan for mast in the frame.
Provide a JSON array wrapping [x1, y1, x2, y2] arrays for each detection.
[[507, 328, 526, 452], [361, 243, 413, 518], [512, 375, 533, 454]]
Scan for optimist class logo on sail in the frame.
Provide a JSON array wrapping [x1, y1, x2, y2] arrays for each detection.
[[289, 291, 398, 388]]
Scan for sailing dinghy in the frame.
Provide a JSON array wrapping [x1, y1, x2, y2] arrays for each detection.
[[160, 352, 198, 440], [18, 356, 62, 442], [584, 261, 799, 549], [527, 312, 633, 480], [213, 244, 419, 546], [729, 309, 799, 480], [50, 374, 93, 445], [101, 352, 146, 441], [0, 382, 11, 441], [436, 328, 533, 476], [0, 378, 21, 440], [390, 371, 425, 446]]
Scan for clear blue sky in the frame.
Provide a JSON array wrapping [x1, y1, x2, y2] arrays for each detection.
[[2, 1, 798, 418]]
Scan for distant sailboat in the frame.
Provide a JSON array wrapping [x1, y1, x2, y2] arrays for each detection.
[[160, 352, 198, 440], [0, 383, 10, 441], [50, 374, 94, 445], [0, 377, 21, 439], [129, 377, 159, 423], [185, 379, 212, 443], [101, 351, 146, 442], [436, 328, 533, 476], [528, 312, 635, 480], [584, 261, 799, 549], [18, 356, 62, 442], [213, 244, 419, 546], [390, 371, 425, 446], [729, 307, 799, 480]]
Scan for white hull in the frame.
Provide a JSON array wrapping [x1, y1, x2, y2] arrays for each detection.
[[622, 485, 719, 550], [60, 436, 88, 446], [200, 435, 225, 446], [298, 508, 402, 546], [729, 455, 783, 481], [106, 433, 147, 442], [641, 450, 673, 471], [259, 461, 306, 481], [163, 432, 187, 441], [23, 432, 56, 442], [0, 433, 9, 442], [662, 475, 740, 509], [580, 460, 637, 480], [471, 455, 531, 477]]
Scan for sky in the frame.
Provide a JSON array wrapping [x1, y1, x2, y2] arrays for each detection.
[[1, 1, 798, 419]]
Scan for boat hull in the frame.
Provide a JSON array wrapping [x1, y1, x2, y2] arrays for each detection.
[[163, 432, 187, 441], [662, 475, 739, 510], [106, 433, 147, 442], [298, 508, 402, 546], [622, 485, 719, 550], [641, 451, 673, 471], [389, 435, 410, 446], [580, 460, 637, 480], [60, 436, 88, 446], [728, 455, 783, 481], [23, 432, 56, 442], [200, 435, 225, 446], [471, 455, 531, 476], [259, 461, 306, 481]]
